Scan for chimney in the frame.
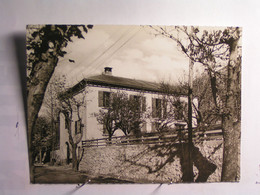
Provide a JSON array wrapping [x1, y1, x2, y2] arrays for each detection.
[[104, 67, 112, 75]]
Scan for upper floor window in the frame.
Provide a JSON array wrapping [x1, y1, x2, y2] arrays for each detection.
[[98, 91, 111, 107], [152, 98, 167, 118], [130, 95, 146, 111]]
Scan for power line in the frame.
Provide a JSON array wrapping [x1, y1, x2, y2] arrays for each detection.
[[87, 27, 141, 76], [67, 26, 134, 79], [84, 27, 135, 71]]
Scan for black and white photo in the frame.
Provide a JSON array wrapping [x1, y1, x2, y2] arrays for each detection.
[[26, 25, 241, 183]]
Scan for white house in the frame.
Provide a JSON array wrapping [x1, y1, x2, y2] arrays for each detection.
[[54, 67, 197, 163]]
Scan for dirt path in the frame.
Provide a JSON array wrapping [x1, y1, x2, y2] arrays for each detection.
[[34, 165, 134, 184]]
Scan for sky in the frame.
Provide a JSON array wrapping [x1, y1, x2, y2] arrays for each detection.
[[54, 25, 205, 87]]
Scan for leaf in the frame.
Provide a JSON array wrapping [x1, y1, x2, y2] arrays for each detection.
[[32, 31, 38, 38], [59, 50, 67, 57], [82, 26, 88, 34], [87, 25, 93, 29]]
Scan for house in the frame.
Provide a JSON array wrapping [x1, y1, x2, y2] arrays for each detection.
[[53, 67, 197, 163]]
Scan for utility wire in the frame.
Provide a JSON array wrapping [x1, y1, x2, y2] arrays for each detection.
[[87, 27, 141, 76], [69, 26, 130, 71], [67, 26, 134, 80], [84, 27, 135, 71]]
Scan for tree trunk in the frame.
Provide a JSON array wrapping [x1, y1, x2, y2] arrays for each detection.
[[27, 57, 58, 182], [71, 144, 78, 171], [221, 35, 241, 182]]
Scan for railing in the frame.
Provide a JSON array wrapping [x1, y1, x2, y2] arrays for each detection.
[[82, 128, 223, 148]]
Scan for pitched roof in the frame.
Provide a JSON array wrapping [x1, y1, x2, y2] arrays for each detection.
[[63, 74, 184, 97], [85, 74, 161, 92]]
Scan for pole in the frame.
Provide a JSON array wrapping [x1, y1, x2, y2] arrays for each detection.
[[187, 58, 194, 182]]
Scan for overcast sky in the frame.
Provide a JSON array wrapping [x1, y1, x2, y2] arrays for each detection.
[[54, 25, 205, 86]]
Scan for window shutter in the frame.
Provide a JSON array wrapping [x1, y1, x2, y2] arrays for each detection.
[[75, 121, 77, 134], [75, 121, 78, 134], [142, 97, 146, 111], [152, 98, 156, 118], [156, 99, 162, 118], [103, 92, 111, 107], [163, 99, 167, 119], [98, 91, 104, 107]]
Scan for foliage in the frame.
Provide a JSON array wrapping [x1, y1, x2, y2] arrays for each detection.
[[32, 117, 52, 160], [192, 73, 224, 131], [55, 75, 86, 171], [153, 97, 187, 132], [150, 26, 241, 110], [95, 92, 148, 140], [150, 25, 241, 181], [26, 25, 93, 87], [41, 75, 67, 118], [27, 25, 92, 179]]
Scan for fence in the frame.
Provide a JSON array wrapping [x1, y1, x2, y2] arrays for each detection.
[[82, 128, 223, 148]]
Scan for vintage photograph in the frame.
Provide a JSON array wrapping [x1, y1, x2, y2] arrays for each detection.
[[26, 25, 241, 183]]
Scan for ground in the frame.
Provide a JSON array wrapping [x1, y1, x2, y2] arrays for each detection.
[[34, 165, 134, 184]]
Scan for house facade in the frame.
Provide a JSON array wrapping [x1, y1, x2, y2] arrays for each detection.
[[54, 67, 197, 163]]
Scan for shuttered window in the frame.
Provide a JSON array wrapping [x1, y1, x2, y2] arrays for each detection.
[[152, 98, 168, 118], [142, 96, 146, 111], [98, 91, 104, 107], [98, 91, 111, 107], [162, 99, 167, 119], [130, 95, 146, 111], [152, 98, 162, 118], [75, 120, 81, 134]]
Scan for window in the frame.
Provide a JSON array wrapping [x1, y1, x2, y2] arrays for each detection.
[[130, 95, 146, 111], [75, 120, 81, 134], [173, 99, 185, 120], [98, 91, 111, 107], [152, 98, 167, 118], [152, 98, 162, 118], [103, 92, 111, 107]]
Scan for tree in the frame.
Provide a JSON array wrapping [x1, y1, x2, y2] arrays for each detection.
[[192, 73, 226, 132], [150, 26, 241, 181], [152, 83, 187, 133], [26, 25, 93, 181], [57, 78, 86, 171], [40, 75, 67, 163], [32, 117, 52, 164], [95, 92, 147, 141]]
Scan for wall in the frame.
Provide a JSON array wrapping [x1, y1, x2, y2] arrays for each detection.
[[57, 83, 198, 162], [85, 84, 196, 140], [79, 139, 223, 183]]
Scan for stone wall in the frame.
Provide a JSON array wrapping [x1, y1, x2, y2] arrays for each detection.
[[79, 140, 223, 183]]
